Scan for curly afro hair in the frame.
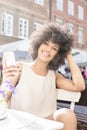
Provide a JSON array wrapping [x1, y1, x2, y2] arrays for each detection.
[[29, 22, 74, 71]]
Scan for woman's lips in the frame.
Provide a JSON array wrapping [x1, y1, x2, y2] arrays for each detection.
[[42, 51, 50, 57]]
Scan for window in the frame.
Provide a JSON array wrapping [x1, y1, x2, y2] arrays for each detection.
[[19, 18, 29, 39], [56, 0, 63, 11], [78, 6, 84, 20], [1, 12, 13, 36], [56, 18, 63, 26], [78, 27, 84, 45], [68, 1, 74, 16], [34, 22, 42, 31], [34, 0, 44, 5]]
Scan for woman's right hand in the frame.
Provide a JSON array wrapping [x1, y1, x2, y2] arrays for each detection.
[[2, 63, 22, 87]]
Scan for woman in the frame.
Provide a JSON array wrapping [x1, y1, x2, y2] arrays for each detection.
[[1, 23, 85, 130]]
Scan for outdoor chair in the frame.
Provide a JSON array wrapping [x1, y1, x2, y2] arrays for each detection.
[[56, 89, 81, 111]]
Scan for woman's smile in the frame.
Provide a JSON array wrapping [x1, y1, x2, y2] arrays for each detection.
[[42, 51, 50, 57]]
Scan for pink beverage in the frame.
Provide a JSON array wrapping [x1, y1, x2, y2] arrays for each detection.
[[2, 51, 16, 68]]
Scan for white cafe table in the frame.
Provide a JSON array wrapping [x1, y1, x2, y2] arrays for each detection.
[[0, 109, 64, 130]]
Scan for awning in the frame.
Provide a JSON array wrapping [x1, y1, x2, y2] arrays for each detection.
[[71, 48, 87, 66]]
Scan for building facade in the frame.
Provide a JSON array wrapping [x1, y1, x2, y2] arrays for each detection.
[[0, 0, 87, 50], [51, 0, 87, 50], [0, 0, 49, 45]]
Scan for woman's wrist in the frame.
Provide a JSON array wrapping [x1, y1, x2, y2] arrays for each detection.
[[66, 52, 72, 60]]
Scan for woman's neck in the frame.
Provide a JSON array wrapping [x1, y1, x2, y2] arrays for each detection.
[[31, 60, 48, 76]]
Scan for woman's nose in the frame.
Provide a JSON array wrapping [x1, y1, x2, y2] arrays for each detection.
[[46, 46, 51, 52]]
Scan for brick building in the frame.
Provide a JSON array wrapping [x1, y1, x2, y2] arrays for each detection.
[[51, 0, 87, 51]]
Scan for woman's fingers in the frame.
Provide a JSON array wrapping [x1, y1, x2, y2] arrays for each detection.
[[2, 63, 22, 86], [2, 65, 21, 79]]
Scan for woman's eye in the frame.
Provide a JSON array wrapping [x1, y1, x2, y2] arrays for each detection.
[[53, 48, 58, 51]]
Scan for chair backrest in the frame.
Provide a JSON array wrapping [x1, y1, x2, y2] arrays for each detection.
[[56, 89, 81, 111]]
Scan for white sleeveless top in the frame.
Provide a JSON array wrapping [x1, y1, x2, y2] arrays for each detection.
[[9, 63, 57, 118]]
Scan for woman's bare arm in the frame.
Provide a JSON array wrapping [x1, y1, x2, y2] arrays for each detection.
[[56, 53, 85, 92]]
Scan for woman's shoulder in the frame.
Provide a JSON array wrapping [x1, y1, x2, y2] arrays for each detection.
[[48, 70, 56, 77]]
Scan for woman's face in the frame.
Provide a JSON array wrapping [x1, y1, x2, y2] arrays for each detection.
[[37, 41, 60, 63]]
